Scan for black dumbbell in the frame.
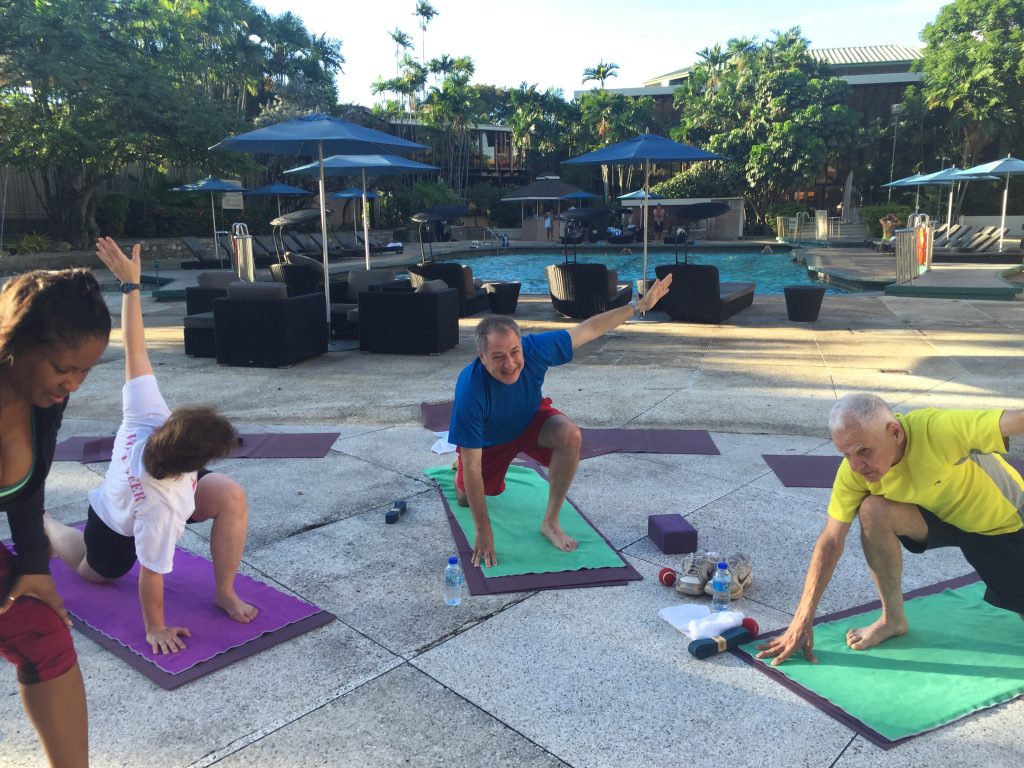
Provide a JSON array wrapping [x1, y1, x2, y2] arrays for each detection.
[[385, 500, 407, 524]]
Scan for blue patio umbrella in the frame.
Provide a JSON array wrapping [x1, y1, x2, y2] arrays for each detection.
[[170, 177, 247, 265], [285, 153, 438, 268], [211, 114, 427, 335], [328, 188, 380, 237], [564, 134, 723, 317], [559, 190, 600, 201], [243, 182, 311, 218], [618, 189, 667, 200], [955, 155, 1024, 252]]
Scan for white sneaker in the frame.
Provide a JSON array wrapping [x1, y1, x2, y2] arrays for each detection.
[[675, 550, 718, 596]]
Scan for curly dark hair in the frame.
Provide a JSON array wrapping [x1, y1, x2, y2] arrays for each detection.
[[0, 269, 111, 359], [143, 406, 238, 480]]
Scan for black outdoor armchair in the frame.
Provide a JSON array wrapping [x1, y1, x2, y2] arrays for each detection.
[[406, 262, 489, 316], [357, 282, 459, 354], [183, 271, 241, 358], [212, 282, 327, 367], [545, 263, 631, 319], [653, 263, 754, 324]]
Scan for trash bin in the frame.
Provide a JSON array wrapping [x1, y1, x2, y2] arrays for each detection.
[[784, 285, 826, 322]]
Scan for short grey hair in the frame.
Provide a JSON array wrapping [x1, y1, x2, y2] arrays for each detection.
[[828, 393, 897, 435], [474, 315, 521, 355]]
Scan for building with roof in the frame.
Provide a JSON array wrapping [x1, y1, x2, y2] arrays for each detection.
[[576, 46, 925, 217]]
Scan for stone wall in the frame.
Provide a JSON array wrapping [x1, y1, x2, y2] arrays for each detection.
[[0, 237, 193, 273]]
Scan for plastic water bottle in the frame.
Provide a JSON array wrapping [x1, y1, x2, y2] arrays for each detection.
[[711, 561, 732, 612], [443, 556, 464, 606]]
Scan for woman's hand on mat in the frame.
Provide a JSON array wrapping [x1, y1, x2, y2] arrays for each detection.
[[754, 622, 818, 667], [472, 529, 497, 568], [146, 625, 191, 654], [95, 236, 142, 284], [0, 574, 72, 627]]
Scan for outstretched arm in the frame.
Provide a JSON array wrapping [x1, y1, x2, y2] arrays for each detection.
[[138, 566, 191, 654], [95, 237, 151, 382], [567, 273, 672, 350], [999, 409, 1024, 438], [755, 515, 850, 666]]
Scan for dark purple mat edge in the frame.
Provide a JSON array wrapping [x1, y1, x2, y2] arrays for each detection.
[[730, 572, 982, 749], [431, 459, 641, 595]]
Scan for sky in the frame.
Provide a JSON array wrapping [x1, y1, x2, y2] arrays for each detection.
[[254, 0, 951, 107]]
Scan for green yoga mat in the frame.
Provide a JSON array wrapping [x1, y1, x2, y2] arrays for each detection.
[[739, 581, 1024, 744], [425, 464, 624, 578]]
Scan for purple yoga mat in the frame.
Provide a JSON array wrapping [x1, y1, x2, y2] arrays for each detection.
[[764, 454, 1024, 489], [55, 432, 340, 464], [731, 572, 981, 749], [49, 536, 334, 689], [421, 400, 719, 459], [432, 459, 642, 595]]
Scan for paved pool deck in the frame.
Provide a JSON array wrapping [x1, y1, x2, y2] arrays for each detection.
[[2, 264, 1024, 767]]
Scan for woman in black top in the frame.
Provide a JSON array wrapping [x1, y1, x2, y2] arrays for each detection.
[[0, 268, 111, 768]]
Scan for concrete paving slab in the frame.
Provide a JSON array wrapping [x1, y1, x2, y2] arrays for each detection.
[[414, 556, 853, 768], [212, 664, 568, 768]]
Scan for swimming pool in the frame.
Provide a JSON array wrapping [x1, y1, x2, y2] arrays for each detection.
[[435, 249, 838, 295]]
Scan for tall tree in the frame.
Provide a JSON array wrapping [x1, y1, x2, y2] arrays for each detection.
[[916, 0, 1023, 167], [581, 60, 619, 90], [413, 1, 439, 65]]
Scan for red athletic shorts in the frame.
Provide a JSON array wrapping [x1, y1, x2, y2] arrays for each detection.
[[456, 398, 562, 496], [0, 543, 77, 685]]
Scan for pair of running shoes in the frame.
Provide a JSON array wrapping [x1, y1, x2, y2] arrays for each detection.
[[674, 550, 753, 599]]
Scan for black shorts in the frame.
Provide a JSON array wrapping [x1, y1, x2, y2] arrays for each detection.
[[84, 469, 212, 579], [900, 506, 1024, 613]]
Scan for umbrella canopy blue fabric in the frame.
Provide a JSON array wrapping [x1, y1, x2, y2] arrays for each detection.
[[559, 190, 600, 201], [618, 189, 667, 200], [170, 177, 247, 264], [285, 154, 438, 267], [956, 155, 1024, 252], [564, 134, 724, 314], [211, 114, 427, 334], [242, 182, 311, 217]]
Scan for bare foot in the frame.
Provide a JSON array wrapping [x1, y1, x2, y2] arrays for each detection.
[[540, 520, 578, 552], [846, 616, 907, 650], [455, 488, 469, 507], [216, 592, 259, 623]]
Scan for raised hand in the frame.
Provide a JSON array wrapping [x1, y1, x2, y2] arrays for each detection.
[[95, 237, 142, 286]]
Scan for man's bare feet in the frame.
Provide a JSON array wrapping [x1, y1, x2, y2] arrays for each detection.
[[846, 616, 907, 650], [215, 592, 259, 623], [540, 520, 578, 552]]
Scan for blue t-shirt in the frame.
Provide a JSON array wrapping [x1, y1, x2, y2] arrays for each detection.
[[449, 330, 573, 448]]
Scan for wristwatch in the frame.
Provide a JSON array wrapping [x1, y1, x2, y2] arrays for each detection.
[[629, 298, 641, 315], [120, 282, 141, 294]]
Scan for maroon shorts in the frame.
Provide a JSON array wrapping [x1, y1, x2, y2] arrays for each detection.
[[456, 398, 563, 496], [0, 544, 77, 685]]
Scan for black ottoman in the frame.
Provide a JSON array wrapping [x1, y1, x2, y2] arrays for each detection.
[[483, 281, 521, 314], [784, 285, 826, 322]]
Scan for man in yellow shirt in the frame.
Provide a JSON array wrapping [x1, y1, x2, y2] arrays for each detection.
[[757, 392, 1024, 667]]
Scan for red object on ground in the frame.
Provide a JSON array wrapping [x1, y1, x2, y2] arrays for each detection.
[[741, 617, 759, 637], [658, 567, 677, 586]]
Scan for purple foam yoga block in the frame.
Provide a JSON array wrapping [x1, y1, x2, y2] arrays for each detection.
[[648, 514, 698, 555]]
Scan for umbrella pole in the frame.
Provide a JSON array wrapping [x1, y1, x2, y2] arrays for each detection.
[[277, 195, 282, 219], [999, 174, 1009, 252], [318, 142, 332, 339], [641, 160, 650, 316], [418, 223, 426, 264], [947, 184, 954, 228], [210, 192, 223, 267], [361, 169, 371, 269]]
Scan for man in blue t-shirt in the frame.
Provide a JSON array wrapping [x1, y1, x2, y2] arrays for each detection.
[[448, 274, 672, 567]]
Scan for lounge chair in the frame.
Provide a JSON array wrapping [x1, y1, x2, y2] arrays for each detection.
[[180, 236, 229, 270], [269, 252, 348, 298], [407, 262, 490, 317], [653, 263, 754, 324], [357, 232, 403, 254], [545, 263, 631, 319]]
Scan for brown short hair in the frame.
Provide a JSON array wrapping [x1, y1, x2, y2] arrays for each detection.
[[143, 406, 238, 480], [0, 269, 111, 360]]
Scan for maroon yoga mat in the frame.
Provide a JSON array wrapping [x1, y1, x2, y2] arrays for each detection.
[[47, 532, 334, 690], [730, 572, 981, 749], [55, 433, 340, 464], [763, 454, 1024, 489], [421, 400, 719, 458], [431, 459, 642, 595]]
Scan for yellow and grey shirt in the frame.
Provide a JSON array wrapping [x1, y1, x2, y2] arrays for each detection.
[[828, 409, 1024, 535]]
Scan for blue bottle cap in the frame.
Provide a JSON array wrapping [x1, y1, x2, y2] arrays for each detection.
[[448, 556, 459, 565], [717, 561, 727, 569]]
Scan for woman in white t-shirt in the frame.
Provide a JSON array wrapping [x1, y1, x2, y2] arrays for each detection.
[[46, 238, 258, 655]]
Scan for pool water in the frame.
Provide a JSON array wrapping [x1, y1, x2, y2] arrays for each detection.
[[437, 249, 837, 295]]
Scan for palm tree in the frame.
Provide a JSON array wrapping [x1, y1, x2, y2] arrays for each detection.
[[581, 60, 619, 89], [413, 1, 439, 64], [389, 27, 413, 76]]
